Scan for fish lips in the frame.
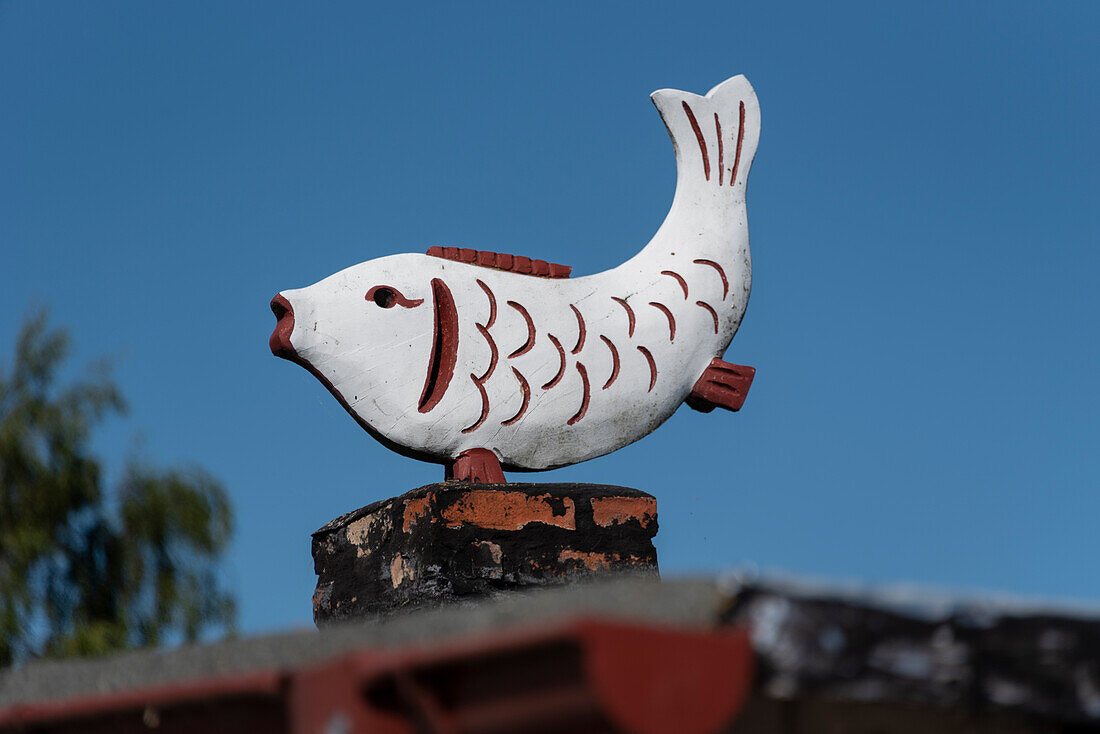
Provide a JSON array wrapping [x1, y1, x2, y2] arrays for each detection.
[[269, 293, 297, 359]]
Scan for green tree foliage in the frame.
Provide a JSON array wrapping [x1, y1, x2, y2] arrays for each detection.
[[0, 312, 235, 665]]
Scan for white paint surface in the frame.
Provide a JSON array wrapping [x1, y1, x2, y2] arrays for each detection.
[[275, 75, 761, 470]]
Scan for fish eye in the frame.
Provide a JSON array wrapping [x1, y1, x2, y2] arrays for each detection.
[[371, 287, 396, 308], [365, 285, 424, 310]]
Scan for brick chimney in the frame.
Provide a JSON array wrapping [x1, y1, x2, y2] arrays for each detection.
[[311, 482, 658, 623]]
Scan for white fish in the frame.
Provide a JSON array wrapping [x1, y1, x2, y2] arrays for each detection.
[[271, 75, 761, 482]]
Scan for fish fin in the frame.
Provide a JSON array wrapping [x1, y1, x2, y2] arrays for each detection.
[[651, 75, 761, 195], [686, 358, 755, 413], [447, 448, 506, 483], [427, 247, 571, 279]]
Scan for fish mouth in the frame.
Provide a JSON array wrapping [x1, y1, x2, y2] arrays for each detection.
[[269, 294, 296, 359], [418, 278, 458, 413]]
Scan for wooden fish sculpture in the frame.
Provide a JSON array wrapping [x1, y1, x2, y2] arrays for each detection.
[[271, 75, 760, 482]]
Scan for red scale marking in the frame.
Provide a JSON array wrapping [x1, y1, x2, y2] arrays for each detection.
[[661, 270, 689, 299], [696, 301, 719, 334], [649, 302, 676, 342], [501, 367, 531, 426], [570, 305, 586, 354], [612, 297, 636, 337], [567, 363, 591, 426], [475, 323, 498, 382], [542, 335, 566, 390], [600, 335, 620, 389], [637, 346, 657, 392], [476, 279, 497, 328], [461, 376, 490, 434], [693, 259, 729, 300], [507, 301, 535, 358]]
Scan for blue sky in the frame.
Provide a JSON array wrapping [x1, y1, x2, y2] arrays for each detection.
[[2, 1, 1097, 634]]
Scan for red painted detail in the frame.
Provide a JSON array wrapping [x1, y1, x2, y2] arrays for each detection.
[[461, 375, 491, 433], [567, 363, 590, 425], [649, 302, 676, 342], [580, 622, 753, 734], [506, 300, 536, 358], [693, 258, 729, 300], [612, 296, 635, 337], [600, 335, 620, 389], [570, 304, 586, 354], [696, 300, 719, 334], [297, 620, 752, 734], [542, 334, 566, 389], [637, 346, 657, 392], [682, 101, 710, 181], [365, 285, 424, 309], [475, 323, 498, 382], [687, 358, 755, 413], [715, 113, 724, 186], [476, 278, 497, 328], [660, 270, 689, 299], [501, 367, 531, 425], [731, 100, 746, 186], [2, 619, 753, 734], [426, 246, 571, 279], [269, 294, 296, 358], [418, 279, 460, 414], [447, 447, 505, 483]]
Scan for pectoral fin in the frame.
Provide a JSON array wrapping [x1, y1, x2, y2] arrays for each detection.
[[686, 359, 755, 413]]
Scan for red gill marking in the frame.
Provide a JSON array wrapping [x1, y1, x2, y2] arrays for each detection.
[[696, 301, 719, 334], [567, 362, 591, 426], [649, 301, 676, 342], [731, 100, 745, 186], [661, 270, 689, 299], [474, 323, 498, 382], [461, 376, 491, 433], [506, 301, 536, 358], [715, 113, 724, 186], [501, 367, 531, 426], [600, 335, 620, 389], [542, 335, 566, 390], [418, 278, 459, 414], [637, 346, 657, 392], [365, 285, 423, 309], [427, 246, 571, 279], [682, 101, 710, 182], [612, 296, 635, 338], [693, 259, 729, 300], [570, 305, 586, 354], [476, 279, 497, 328]]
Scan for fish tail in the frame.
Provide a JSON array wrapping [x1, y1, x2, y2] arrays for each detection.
[[651, 75, 760, 202]]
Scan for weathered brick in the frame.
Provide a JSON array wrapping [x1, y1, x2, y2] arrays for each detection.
[[311, 482, 659, 624], [441, 490, 575, 531], [590, 496, 658, 529]]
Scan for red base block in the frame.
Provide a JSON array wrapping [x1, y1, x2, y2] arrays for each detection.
[[446, 448, 506, 483], [687, 358, 756, 413]]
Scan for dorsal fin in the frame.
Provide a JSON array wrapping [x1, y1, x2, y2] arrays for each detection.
[[426, 246, 571, 279]]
